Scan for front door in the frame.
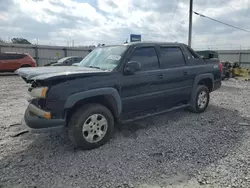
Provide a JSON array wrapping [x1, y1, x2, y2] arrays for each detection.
[[120, 46, 166, 116]]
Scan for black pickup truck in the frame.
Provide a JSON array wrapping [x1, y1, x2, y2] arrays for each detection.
[[16, 42, 222, 150]]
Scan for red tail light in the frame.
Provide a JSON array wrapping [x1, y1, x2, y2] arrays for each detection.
[[219, 62, 223, 73]]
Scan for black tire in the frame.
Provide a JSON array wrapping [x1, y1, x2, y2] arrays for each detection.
[[189, 85, 210, 113], [68, 103, 114, 150]]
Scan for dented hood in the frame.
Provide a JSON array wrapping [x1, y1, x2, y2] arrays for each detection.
[[15, 66, 107, 82]]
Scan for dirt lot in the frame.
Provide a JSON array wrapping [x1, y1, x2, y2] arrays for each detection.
[[1, 75, 250, 188]]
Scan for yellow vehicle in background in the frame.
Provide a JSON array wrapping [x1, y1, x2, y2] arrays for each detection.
[[196, 50, 250, 80], [231, 62, 250, 80]]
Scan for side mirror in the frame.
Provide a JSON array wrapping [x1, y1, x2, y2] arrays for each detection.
[[124, 61, 141, 75]]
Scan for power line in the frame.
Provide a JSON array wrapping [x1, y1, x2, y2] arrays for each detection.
[[193, 11, 250, 33], [175, 12, 189, 32], [167, 0, 180, 32], [172, 12, 189, 41], [220, 0, 250, 20], [220, 0, 239, 11]]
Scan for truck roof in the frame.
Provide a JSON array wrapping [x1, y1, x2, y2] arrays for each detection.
[[126, 41, 186, 46], [102, 42, 187, 47]]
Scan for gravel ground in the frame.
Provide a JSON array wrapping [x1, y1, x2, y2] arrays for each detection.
[[1, 75, 250, 188]]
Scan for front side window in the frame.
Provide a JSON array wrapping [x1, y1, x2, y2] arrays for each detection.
[[130, 47, 159, 71], [78, 46, 128, 70]]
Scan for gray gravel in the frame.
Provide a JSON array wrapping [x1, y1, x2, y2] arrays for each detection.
[[1, 75, 250, 188]]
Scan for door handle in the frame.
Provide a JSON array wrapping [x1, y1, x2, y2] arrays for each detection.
[[158, 74, 164, 79], [183, 71, 189, 75]]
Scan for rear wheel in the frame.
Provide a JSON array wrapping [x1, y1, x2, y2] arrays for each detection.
[[189, 85, 210, 113], [68, 103, 114, 150]]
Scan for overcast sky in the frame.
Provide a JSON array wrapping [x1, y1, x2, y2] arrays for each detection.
[[0, 0, 250, 49]]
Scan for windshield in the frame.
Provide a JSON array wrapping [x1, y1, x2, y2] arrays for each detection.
[[78, 46, 128, 70]]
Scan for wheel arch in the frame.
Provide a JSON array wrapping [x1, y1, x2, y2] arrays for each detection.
[[198, 78, 213, 92], [64, 88, 121, 124], [193, 74, 214, 92]]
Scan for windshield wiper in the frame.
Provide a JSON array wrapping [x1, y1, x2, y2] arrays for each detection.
[[86, 65, 101, 69]]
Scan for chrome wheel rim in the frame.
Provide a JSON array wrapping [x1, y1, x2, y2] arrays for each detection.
[[82, 114, 108, 143], [197, 91, 207, 109]]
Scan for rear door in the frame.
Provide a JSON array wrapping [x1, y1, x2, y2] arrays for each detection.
[[120, 45, 167, 115], [158, 45, 193, 105]]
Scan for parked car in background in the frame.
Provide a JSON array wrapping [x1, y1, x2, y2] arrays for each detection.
[[44, 56, 83, 66], [72, 62, 80, 66], [0, 52, 36, 72]]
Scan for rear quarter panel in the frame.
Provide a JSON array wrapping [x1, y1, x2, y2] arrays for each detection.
[[180, 44, 221, 82], [21, 55, 36, 67], [187, 63, 221, 80]]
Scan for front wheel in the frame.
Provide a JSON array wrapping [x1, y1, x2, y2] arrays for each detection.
[[68, 103, 114, 150], [189, 85, 210, 113]]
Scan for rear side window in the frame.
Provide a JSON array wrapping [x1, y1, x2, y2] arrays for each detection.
[[130, 47, 159, 71], [187, 47, 199, 59], [160, 47, 186, 68], [0, 53, 27, 60]]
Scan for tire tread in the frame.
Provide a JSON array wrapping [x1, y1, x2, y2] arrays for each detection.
[[68, 103, 114, 150], [189, 85, 210, 113]]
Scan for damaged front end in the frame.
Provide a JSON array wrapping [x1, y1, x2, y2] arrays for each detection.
[[15, 68, 66, 131]]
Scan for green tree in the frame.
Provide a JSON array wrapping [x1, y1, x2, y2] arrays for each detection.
[[11, 38, 32, 44]]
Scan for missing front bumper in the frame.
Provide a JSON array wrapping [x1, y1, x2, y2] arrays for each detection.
[[24, 104, 65, 130]]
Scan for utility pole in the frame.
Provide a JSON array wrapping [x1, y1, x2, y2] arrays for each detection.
[[188, 0, 193, 47]]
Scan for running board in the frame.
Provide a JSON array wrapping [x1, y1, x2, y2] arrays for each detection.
[[120, 104, 189, 124]]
